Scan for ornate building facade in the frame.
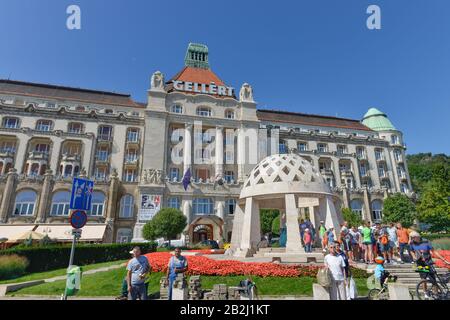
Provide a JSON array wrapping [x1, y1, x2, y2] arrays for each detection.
[[0, 43, 413, 244]]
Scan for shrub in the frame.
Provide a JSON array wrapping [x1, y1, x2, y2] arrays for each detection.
[[0, 254, 29, 280], [0, 242, 157, 273]]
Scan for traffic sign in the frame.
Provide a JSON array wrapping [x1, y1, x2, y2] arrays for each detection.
[[70, 178, 94, 211], [69, 210, 88, 229]]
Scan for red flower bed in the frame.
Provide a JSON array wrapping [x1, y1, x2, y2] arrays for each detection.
[[185, 249, 225, 255], [144, 252, 319, 277], [432, 250, 450, 269]]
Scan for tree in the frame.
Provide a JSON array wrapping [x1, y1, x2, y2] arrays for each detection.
[[142, 208, 187, 246], [417, 163, 450, 232], [260, 209, 279, 235], [382, 193, 417, 228], [271, 217, 281, 236], [341, 208, 363, 228]]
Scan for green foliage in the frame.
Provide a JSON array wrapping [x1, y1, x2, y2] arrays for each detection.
[[341, 208, 363, 228], [417, 162, 450, 232], [0, 254, 29, 280], [271, 216, 281, 236], [382, 193, 417, 228], [260, 209, 279, 234], [142, 208, 187, 243], [0, 243, 156, 273], [430, 238, 450, 250], [407, 153, 449, 195]]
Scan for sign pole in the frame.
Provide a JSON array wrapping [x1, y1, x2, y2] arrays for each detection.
[[63, 228, 77, 300]]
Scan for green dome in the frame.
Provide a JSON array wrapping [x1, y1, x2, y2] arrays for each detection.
[[362, 108, 396, 131]]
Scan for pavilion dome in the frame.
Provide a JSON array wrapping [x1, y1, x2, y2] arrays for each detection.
[[240, 153, 333, 199], [362, 107, 396, 131]]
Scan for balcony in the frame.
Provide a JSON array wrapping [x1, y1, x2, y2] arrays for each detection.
[[340, 170, 353, 177], [320, 169, 334, 176], [375, 155, 386, 162], [124, 156, 139, 168], [126, 136, 140, 146], [398, 173, 408, 181], [28, 151, 49, 160], [360, 171, 370, 179], [0, 149, 15, 158], [95, 153, 110, 164], [61, 154, 81, 162]]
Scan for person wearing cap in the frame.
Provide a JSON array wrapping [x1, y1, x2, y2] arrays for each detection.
[[324, 243, 347, 300], [127, 246, 151, 300], [303, 228, 312, 253], [409, 231, 449, 269]]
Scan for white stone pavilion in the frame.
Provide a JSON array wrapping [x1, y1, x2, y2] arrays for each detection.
[[230, 153, 342, 259]]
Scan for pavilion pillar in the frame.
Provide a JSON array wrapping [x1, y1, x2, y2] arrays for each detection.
[[324, 196, 341, 237], [285, 194, 304, 253], [230, 202, 244, 251], [234, 197, 260, 257]]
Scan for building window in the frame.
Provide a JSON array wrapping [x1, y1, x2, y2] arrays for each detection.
[[94, 167, 108, 180], [394, 149, 402, 162], [46, 102, 57, 109], [356, 147, 365, 159], [391, 135, 399, 145], [371, 200, 383, 221], [196, 107, 212, 117], [378, 165, 386, 177], [225, 151, 234, 163], [171, 104, 183, 114], [13, 190, 37, 216], [123, 169, 137, 182], [75, 105, 86, 112], [400, 183, 409, 194], [116, 228, 132, 243], [127, 128, 140, 142], [193, 198, 214, 215], [96, 147, 109, 161], [125, 149, 138, 163], [169, 168, 180, 182], [225, 199, 236, 215], [68, 122, 84, 134], [36, 120, 53, 132], [119, 194, 134, 218], [225, 110, 235, 119], [89, 192, 105, 216], [224, 171, 234, 183], [279, 140, 288, 154], [337, 145, 346, 155], [195, 168, 210, 182], [375, 149, 384, 161], [0, 141, 16, 153], [298, 142, 308, 152], [350, 199, 364, 218], [50, 191, 71, 216], [167, 197, 180, 209], [317, 143, 327, 153], [104, 109, 114, 114], [2, 117, 20, 129], [98, 126, 112, 140], [359, 164, 367, 176]]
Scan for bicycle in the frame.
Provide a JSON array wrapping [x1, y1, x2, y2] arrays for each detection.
[[367, 273, 398, 300], [415, 261, 450, 300]]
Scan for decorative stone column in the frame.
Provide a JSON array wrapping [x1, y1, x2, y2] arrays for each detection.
[[363, 187, 372, 222], [183, 123, 192, 175], [341, 186, 350, 208], [0, 168, 18, 223], [236, 128, 245, 182], [235, 197, 260, 257], [285, 194, 304, 253], [35, 169, 54, 223], [215, 126, 224, 178], [230, 203, 244, 251], [104, 169, 119, 243]]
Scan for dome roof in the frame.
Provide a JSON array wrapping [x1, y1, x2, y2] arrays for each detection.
[[240, 153, 333, 199], [362, 108, 396, 131]]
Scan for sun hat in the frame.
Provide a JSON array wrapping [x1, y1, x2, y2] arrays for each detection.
[[374, 256, 385, 264], [409, 231, 420, 238]]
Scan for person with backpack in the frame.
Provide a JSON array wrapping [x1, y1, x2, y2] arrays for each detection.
[[378, 225, 390, 263], [324, 243, 347, 300]]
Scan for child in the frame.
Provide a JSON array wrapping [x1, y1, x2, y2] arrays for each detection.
[[303, 228, 312, 253], [374, 256, 391, 286]]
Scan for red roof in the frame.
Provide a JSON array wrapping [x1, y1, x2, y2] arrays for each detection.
[[170, 66, 226, 85], [257, 109, 373, 132]]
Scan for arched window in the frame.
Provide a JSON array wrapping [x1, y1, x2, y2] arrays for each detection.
[[193, 198, 214, 215], [171, 104, 183, 114], [2, 117, 20, 129], [89, 192, 105, 216], [14, 190, 37, 216], [68, 122, 84, 134], [196, 107, 212, 117], [117, 228, 133, 243], [35, 119, 53, 132], [50, 191, 71, 216], [350, 199, 364, 218], [119, 194, 134, 218], [371, 200, 383, 221], [225, 110, 235, 119], [279, 140, 288, 154], [225, 199, 236, 215]]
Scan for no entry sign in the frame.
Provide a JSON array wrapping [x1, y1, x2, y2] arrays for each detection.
[[69, 210, 88, 229]]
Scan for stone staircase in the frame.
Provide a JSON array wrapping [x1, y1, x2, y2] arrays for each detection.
[[383, 263, 448, 290]]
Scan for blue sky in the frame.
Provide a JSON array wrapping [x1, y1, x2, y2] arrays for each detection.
[[0, 0, 449, 154]]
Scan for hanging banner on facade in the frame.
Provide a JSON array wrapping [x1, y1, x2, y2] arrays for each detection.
[[139, 195, 161, 221]]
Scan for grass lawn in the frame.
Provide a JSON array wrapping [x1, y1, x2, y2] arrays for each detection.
[[9, 266, 369, 297], [0, 260, 127, 285]]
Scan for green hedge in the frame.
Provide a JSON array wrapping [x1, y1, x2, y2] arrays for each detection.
[[0, 242, 157, 273], [421, 233, 450, 241], [0, 254, 29, 280]]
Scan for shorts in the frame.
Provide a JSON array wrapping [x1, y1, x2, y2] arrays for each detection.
[[380, 244, 390, 252], [388, 241, 396, 249], [363, 241, 372, 246], [342, 241, 351, 252]]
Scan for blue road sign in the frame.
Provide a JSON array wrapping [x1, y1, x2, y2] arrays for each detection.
[[70, 178, 94, 211]]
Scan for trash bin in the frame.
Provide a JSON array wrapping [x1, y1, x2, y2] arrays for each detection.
[[65, 265, 82, 297]]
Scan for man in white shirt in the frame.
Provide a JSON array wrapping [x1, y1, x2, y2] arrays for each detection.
[[324, 244, 347, 300]]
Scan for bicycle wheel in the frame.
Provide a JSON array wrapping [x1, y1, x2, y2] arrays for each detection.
[[416, 279, 442, 300], [368, 288, 381, 300]]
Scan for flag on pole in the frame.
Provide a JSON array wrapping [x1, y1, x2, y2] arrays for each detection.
[[182, 168, 191, 191]]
